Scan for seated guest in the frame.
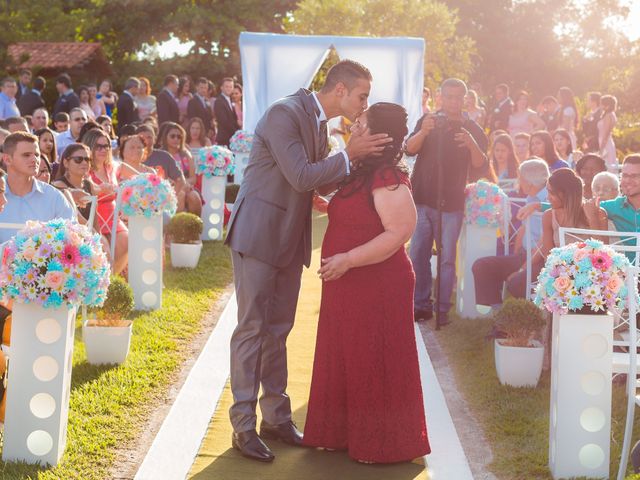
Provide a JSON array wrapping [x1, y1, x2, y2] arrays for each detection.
[[186, 117, 212, 160], [83, 129, 130, 274], [491, 133, 519, 181], [0, 132, 74, 243], [530, 130, 569, 171], [4, 117, 28, 133], [472, 158, 550, 308], [158, 122, 202, 216], [136, 124, 192, 214], [592, 171, 620, 201], [553, 128, 581, 168], [31, 108, 50, 132], [53, 112, 69, 133], [56, 108, 87, 157], [575, 154, 606, 199], [119, 134, 155, 175], [36, 156, 51, 183], [52, 143, 96, 225]]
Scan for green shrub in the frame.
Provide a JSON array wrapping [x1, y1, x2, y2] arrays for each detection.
[[167, 212, 203, 244], [90, 276, 134, 326], [225, 184, 240, 203], [494, 298, 547, 347]]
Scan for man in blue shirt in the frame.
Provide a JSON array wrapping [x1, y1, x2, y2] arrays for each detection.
[[472, 158, 550, 308], [0, 78, 20, 121], [56, 108, 87, 157], [0, 132, 74, 243]]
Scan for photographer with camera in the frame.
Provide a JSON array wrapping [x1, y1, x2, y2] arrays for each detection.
[[405, 78, 488, 326]]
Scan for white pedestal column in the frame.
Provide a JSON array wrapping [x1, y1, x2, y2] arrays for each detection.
[[232, 152, 249, 186], [201, 176, 226, 241], [2, 302, 76, 466], [456, 224, 496, 318], [549, 312, 612, 480], [128, 215, 163, 310]]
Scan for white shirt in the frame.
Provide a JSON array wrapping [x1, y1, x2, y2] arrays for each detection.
[[311, 92, 350, 175]]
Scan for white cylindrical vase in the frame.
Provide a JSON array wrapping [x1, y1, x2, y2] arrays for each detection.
[[2, 302, 76, 466], [128, 214, 163, 310], [232, 152, 250, 186], [456, 224, 497, 318], [201, 176, 226, 241], [549, 312, 612, 479]]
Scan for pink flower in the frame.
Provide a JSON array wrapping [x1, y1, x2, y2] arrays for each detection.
[[590, 253, 613, 271], [60, 244, 81, 267], [553, 276, 573, 292], [122, 186, 134, 203], [573, 248, 590, 263], [607, 274, 623, 293], [148, 174, 161, 186], [45, 271, 65, 290], [22, 245, 36, 261]]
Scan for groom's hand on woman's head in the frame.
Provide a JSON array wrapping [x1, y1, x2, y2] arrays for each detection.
[[345, 128, 393, 163]]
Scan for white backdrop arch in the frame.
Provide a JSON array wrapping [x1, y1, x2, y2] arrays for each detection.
[[239, 32, 425, 133]]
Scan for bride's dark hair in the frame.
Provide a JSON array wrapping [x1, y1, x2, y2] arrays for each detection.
[[338, 102, 409, 198]]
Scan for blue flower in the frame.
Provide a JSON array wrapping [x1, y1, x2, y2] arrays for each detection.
[[574, 273, 590, 289], [585, 239, 603, 249], [45, 291, 63, 309], [54, 230, 66, 241], [578, 257, 593, 271], [47, 219, 65, 229], [48, 259, 63, 272], [14, 260, 31, 276], [79, 244, 92, 257], [568, 295, 584, 310]]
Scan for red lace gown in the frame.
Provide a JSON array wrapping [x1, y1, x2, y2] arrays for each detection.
[[303, 167, 430, 463]]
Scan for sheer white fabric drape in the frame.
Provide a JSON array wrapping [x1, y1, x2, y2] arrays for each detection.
[[240, 32, 425, 133]]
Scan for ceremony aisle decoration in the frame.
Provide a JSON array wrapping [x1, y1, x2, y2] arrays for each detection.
[[493, 298, 546, 387], [457, 181, 510, 318], [83, 275, 134, 365], [535, 239, 634, 479], [0, 219, 110, 466], [196, 145, 234, 241], [119, 172, 177, 310], [229, 130, 253, 185], [167, 212, 204, 268]]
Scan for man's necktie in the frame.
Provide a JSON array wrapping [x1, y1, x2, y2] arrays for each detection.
[[319, 119, 329, 158]]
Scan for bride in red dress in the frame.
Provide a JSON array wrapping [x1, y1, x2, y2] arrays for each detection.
[[303, 103, 430, 463]]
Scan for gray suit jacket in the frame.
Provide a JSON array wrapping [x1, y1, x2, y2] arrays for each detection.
[[225, 88, 348, 268]]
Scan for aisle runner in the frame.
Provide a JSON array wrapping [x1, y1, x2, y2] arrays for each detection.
[[137, 215, 471, 479]]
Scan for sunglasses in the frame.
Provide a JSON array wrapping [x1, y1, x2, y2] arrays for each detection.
[[70, 156, 91, 164], [169, 133, 183, 140], [95, 143, 111, 150]]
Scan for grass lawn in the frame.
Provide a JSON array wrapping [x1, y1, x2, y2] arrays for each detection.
[[0, 241, 233, 480], [436, 314, 640, 480]]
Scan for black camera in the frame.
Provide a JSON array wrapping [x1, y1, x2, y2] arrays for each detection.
[[432, 113, 462, 133]]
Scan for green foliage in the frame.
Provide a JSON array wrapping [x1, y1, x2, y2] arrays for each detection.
[[167, 212, 204, 244], [102, 275, 134, 319], [614, 113, 640, 157], [287, 0, 476, 90], [494, 298, 547, 347], [225, 184, 240, 204]]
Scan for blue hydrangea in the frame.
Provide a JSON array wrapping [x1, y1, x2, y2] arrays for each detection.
[[14, 260, 32, 276], [54, 230, 66, 241], [47, 259, 63, 272], [568, 295, 584, 310], [79, 244, 92, 257]]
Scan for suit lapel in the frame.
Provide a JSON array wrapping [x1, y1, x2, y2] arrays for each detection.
[[297, 89, 322, 163]]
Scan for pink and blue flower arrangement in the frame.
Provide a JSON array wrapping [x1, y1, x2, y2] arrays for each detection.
[[464, 181, 509, 228], [229, 130, 254, 153], [0, 219, 110, 309], [534, 239, 634, 314], [196, 146, 235, 178], [119, 173, 177, 218]]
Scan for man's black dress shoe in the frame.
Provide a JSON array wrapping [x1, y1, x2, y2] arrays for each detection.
[[259, 420, 304, 446], [414, 309, 433, 323], [232, 429, 275, 462]]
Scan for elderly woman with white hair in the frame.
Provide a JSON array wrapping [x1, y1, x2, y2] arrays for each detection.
[[472, 157, 551, 308], [591, 171, 620, 201]]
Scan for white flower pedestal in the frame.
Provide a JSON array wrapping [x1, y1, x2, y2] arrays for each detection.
[[82, 321, 132, 365], [128, 215, 163, 310], [232, 152, 250, 185], [2, 302, 76, 466], [549, 312, 612, 479], [201, 176, 226, 241], [456, 224, 497, 318]]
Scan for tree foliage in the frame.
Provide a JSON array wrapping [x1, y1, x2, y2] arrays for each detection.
[[286, 0, 476, 90]]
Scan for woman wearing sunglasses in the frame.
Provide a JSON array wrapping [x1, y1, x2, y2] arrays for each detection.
[[53, 143, 94, 223], [159, 122, 202, 216]]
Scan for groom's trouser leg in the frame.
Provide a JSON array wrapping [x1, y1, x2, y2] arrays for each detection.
[[229, 250, 302, 433], [258, 258, 302, 426]]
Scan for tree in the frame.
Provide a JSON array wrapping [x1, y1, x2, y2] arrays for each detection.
[[286, 0, 476, 90]]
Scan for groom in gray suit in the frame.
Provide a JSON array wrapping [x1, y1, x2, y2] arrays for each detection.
[[225, 60, 390, 462]]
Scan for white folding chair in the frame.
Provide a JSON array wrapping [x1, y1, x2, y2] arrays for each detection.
[[559, 227, 640, 375], [498, 178, 519, 194], [616, 265, 640, 480]]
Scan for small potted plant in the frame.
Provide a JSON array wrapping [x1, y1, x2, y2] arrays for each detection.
[[493, 298, 547, 387], [82, 275, 134, 365], [167, 212, 204, 268], [225, 183, 240, 210]]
